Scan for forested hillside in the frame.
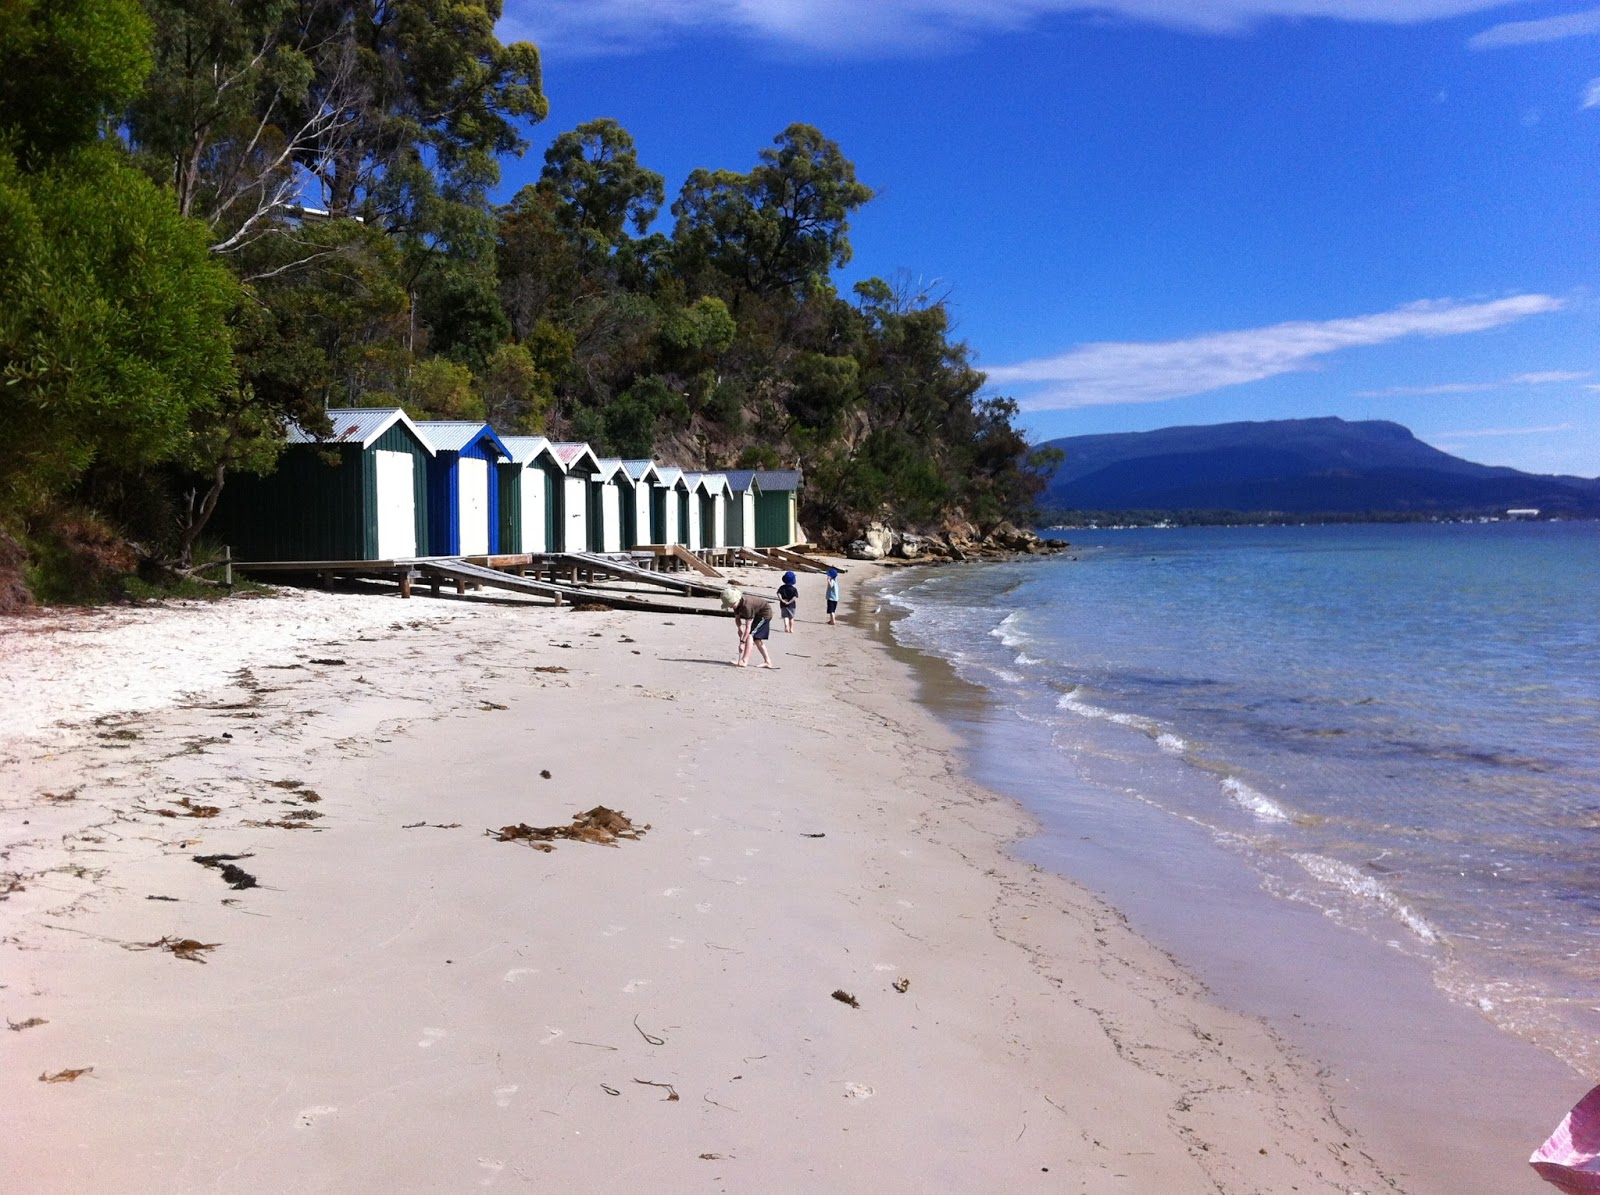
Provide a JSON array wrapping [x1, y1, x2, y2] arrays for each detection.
[[0, 0, 1051, 605]]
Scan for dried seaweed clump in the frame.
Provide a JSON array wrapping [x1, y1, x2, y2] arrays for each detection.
[[129, 936, 219, 963], [487, 806, 649, 852]]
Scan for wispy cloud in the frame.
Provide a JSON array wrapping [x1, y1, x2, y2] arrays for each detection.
[[984, 295, 1564, 411], [1354, 369, 1591, 397], [1430, 422, 1574, 438], [1469, 5, 1600, 49], [506, 0, 1522, 57], [1584, 78, 1600, 109]]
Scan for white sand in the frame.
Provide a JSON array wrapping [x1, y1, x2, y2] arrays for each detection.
[[3, 575, 1412, 1190]]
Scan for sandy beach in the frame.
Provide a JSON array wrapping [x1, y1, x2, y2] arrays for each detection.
[[2, 569, 1458, 1191]]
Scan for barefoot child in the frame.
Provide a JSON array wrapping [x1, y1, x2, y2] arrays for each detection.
[[825, 568, 840, 626], [723, 586, 775, 668]]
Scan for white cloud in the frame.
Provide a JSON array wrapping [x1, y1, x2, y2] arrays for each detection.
[[984, 295, 1564, 411], [1469, 5, 1600, 49], [505, 0, 1524, 56], [1354, 369, 1590, 396], [1584, 78, 1600, 109], [1430, 422, 1574, 438]]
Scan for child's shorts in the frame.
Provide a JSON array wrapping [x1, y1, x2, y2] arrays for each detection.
[[751, 617, 771, 640], [826, 599, 839, 614], [780, 602, 797, 620]]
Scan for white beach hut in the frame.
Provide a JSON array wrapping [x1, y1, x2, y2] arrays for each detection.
[[550, 442, 602, 553], [620, 460, 662, 547]]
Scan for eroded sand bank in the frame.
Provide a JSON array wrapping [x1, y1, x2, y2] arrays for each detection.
[[6, 572, 1407, 1191]]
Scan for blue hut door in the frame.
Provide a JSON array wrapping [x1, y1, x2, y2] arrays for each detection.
[[521, 467, 545, 553], [459, 457, 490, 555], [375, 450, 418, 559]]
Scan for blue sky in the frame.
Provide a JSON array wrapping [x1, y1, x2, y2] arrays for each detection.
[[495, 1, 1599, 476]]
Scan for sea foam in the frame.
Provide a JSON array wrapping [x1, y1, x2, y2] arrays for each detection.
[[1221, 776, 1291, 822], [1289, 852, 1439, 944]]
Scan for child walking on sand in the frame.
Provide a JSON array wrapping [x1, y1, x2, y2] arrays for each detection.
[[825, 568, 840, 626], [777, 571, 799, 633]]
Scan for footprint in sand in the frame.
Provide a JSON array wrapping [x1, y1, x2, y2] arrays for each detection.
[[695, 901, 712, 913], [744, 847, 761, 857], [896, 899, 915, 909], [601, 924, 626, 937], [539, 1026, 564, 1046], [477, 1158, 505, 1186], [666, 937, 686, 949], [623, 978, 651, 993], [503, 968, 538, 983], [872, 963, 898, 972], [297, 1105, 337, 1128], [493, 1085, 518, 1108], [418, 1027, 446, 1048], [662, 888, 682, 898], [696, 855, 713, 865], [843, 1083, 875, 1100]]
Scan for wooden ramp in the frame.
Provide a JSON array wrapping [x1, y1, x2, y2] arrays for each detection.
[[638, 544, 725, 579], [730, 547, 785, 568], [557, 552, 726, 598], [760, 546, 835, 574], [416, 560, 728, 617]]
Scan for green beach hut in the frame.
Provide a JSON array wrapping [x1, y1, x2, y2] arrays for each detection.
[[620, 460, 662, 547], [753, 469, 803, 547], [212, 407, 433, 562], [722, 470, 761, 549], [498, 436, 561, 554], [549, 442, 602, 552]]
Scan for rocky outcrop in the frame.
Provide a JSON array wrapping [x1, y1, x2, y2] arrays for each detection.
[[844, 518, 1069, 563]]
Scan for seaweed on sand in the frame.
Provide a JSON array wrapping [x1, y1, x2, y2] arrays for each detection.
[[128, 936, 219, 963], [486, 806, 649, 852]]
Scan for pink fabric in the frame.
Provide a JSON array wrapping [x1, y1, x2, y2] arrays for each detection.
[[1532, 1085, 1600, 1194]]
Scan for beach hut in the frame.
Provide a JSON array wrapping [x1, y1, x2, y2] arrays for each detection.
[[211, 407, 433, 562], [590, 459, 627, 553], [413, 422, 511, 557], [654, 467, 688, 547], [498, 436, 561, 554], [549, 442, 602, 552], [699, 473, 732, 549], [722, 470, 761, 548], [753, 469, 803, 547], [681, 473, 705, 550], [620, 460, 662, 547]]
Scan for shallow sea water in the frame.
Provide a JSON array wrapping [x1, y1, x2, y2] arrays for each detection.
[[875, 521, 1600, 1076]]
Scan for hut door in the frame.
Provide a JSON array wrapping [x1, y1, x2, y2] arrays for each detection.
[[374, 450, 417, 559], [562, 475, 588, 551], [601, 483, 622, 553], [521, 468, 545, 553], [458, 457, 489, 556]]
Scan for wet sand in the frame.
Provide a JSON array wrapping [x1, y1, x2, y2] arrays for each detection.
[[4, 570, 1439, 1190]]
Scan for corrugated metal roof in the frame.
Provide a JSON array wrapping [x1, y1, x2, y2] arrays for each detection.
[[621, 459, 660, 484], [287, 407, 434, 452], [500, 435, 554, 467], [413, 421, 510, 458], [593, 457, 627, 482], [549, 441, 601, 472], [695, 472, 731, 496], [722, 469, 759, 493], [753, 469, 803, 491], [655, 466, 687, 489]]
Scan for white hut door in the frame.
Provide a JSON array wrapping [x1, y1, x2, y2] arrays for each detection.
[[521, 469, 545, 553], [686, 493, 702, 550], [713, 495, 727, 548], [601, 483, 622, 553], [663, 493, 678, 545], [634, 488, 652, 546], [457, 457, 489, 556], [741, 494, 756, 547], [374, 450, 417, 560], [563, 475, 588, 551]]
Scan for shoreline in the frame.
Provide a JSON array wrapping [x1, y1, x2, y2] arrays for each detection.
[[0, 573, 1487, 1189], [862, 558, 1584, 1194]]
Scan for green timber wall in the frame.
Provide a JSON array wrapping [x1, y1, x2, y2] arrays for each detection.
[[499, 464, 522, 552], [754, 491, 796, 547]]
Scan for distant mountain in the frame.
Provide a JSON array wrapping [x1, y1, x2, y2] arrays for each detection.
[[1036, 418, 1600, 517]]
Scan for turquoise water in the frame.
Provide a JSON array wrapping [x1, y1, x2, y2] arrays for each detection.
[[878, 521, 1600, 1072]]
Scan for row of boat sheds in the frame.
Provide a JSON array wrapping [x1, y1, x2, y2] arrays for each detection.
[[211, 407, 824, 614]]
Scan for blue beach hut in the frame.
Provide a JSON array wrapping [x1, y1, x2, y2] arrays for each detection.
[[413, 421, 512, 557]]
